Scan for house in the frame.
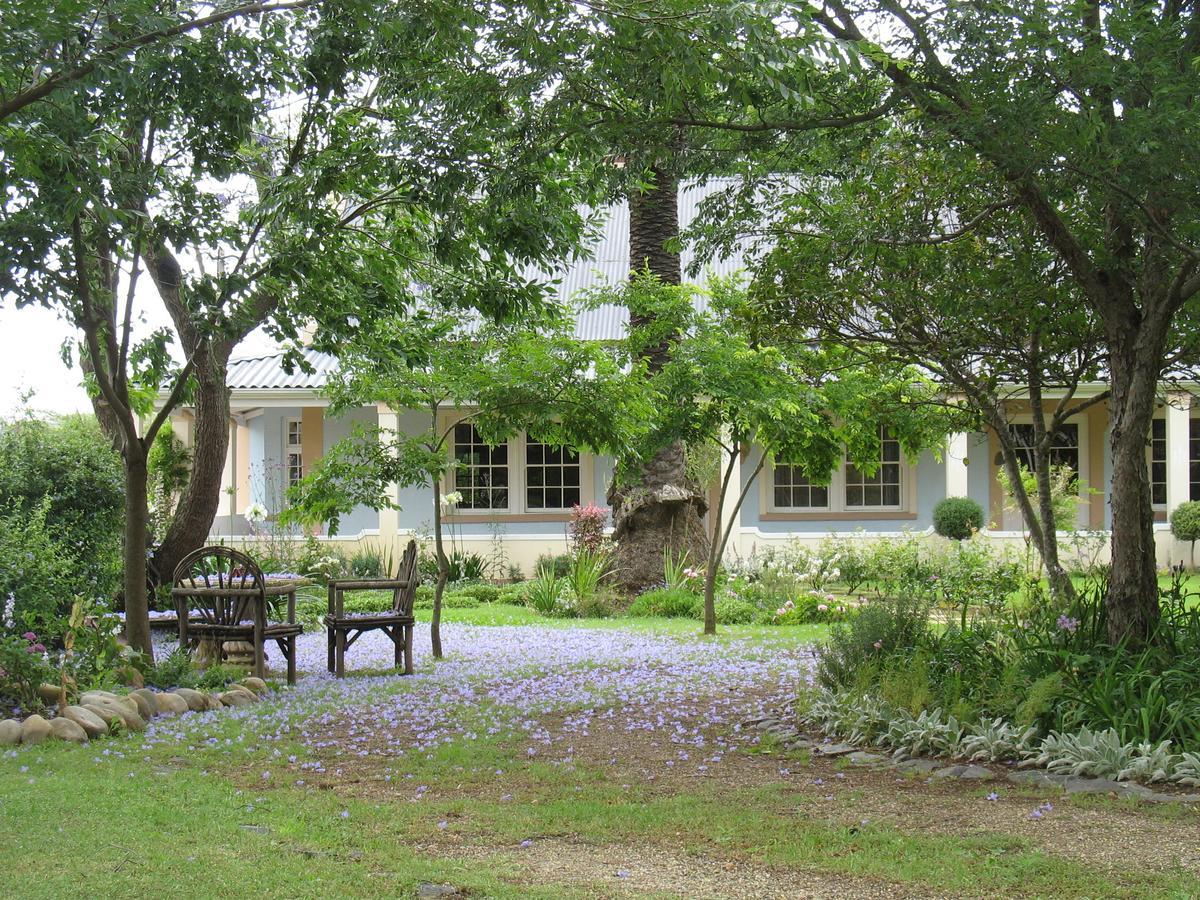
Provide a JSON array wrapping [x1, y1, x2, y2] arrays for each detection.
[[170, 185, 1200, 573]]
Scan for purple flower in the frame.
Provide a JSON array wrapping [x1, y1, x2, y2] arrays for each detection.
[[986, 792, 999, 801], [1056, 615, 1080, 634]]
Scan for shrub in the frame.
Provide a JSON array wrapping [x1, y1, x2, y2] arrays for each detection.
[[498, 584, 527, 605], [575, 593, 617, 618], [146, 647, 200, 690], [770, 592, 850, 625], [627, 587, 702, 619], [0, 631, 56, 711], [567, 504, 609, 555], [1170, 501, 1200, 567], [0, 499, 81, 636], [0, 415, 123, 609], [933, 496, 984, 540], [709, 597, 758, 625], [816, 595, 933, 692], [534, 553, 572, 578], [348, 546, 386, 578], [566, 548, 612, 603], [526, 568, 569, 617], [456, 583, 501, 604]]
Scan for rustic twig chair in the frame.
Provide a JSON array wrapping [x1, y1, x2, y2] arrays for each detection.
[[171, 545, 303, 684], [325, 540, 420, 677]]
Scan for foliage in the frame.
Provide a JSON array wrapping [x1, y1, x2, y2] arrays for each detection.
[[348, 546, 388, 578], [0, 415, 123, 609], [0, 498, 82, 637], [1170, 502, 1200, 566], [816, 594, 934, 693], [661, 549, 699, 593], [147, 421, 192, 541], [525, 569, 570, 618], [706, 597, 759, 626], [535, 554, 573, 579], [626, 587, 702, 620], [0, 631, 55, 711], [566, 549, 612, 605], [567, 504, 610, 556], [933, 497, 984, 541]]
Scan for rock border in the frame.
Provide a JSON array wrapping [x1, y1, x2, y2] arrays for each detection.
[[742, 715, 1200, 806], [0, 677, 274, 748]]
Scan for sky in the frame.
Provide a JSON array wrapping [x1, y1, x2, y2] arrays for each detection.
[[0, 297, 278, 418]]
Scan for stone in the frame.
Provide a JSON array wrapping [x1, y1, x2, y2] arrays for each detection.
[[417, 885, 462, 898], [203, 693, 224, 711], [124, 690, 155, 720], [79, 690, 121, 707], [0, 719, 22, 745], [895, 758, 941, 774], [49, 716, 88, 743], [813, 743, 857, 758], [220, 690, 255, 708], [785, 738, 814, 751], [83, 701, 145, 732], [847, 751, 887, 766], [154, 692, 189, 716], [227, 684, 259, 702], [1007, 770, 1069, 788], [133, 688, 161, 716], [171, 688, 208, 712], [37, 683, 66, 705], [114, 664, 144, 689], [241, 676, 268, 695], [932, 765, 966, 778], [957, 765, 996, 780], [20, 713, 52, 745], [1063, 777, 1127, 796], [61, 706, 108, 739]]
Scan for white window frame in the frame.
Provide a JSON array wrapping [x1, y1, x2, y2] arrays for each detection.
[[522, 435, 584, 513], [1148, 415, 1167, 511], [765, 426, 916, 515], [284, 417, 303, 491], [449, 421, 512, 513], [444, 418, 594, 517]]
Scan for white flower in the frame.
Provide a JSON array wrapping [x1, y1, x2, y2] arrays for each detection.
[[440, 491, 464, 511], [245, 502, 269, 524]]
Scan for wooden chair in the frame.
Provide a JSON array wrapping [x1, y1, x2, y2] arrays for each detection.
[[171, 546, 303, 685], [325, 540, 420, 677]]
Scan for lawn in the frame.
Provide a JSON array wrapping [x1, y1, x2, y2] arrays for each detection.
[[2, 612, 1196, 899]]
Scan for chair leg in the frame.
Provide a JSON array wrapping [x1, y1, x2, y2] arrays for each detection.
[[326, 626, 335, 674], [393, 625, 402, 670], [335, 629, 346, 678], [403, 624, 414, 676], [287, 636, 297, 685], [253, 634, 265, 681]]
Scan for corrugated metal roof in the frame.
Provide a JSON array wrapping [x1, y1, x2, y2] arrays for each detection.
[[228, 180, 748, 391], [227, 347, 338, 390]]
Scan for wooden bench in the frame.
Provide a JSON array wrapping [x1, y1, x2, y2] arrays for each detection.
[[325, 540, 419, 677], [171, 546, 304, 685]]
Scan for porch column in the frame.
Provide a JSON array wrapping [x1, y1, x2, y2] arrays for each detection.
[[376, 403, 401, 545], [1166, 395, 1191, 514], [945, 432, 970, 498]]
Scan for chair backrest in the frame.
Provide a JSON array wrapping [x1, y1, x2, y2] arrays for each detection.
[[172, 545, 266, 627], [392, 540, 420, 615]]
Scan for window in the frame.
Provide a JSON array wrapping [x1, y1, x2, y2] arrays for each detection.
[[285, 418, 303, 489], [453, 423, 509, 509], [1008, 423, 1079, 476], [1191, 419, 1200, 501], [1150, 418, 1166, 506], [845, 426, 903, 508], [772, 465, 828, 509], [525, 437, 581, 510], [768, 424, 912, 514]]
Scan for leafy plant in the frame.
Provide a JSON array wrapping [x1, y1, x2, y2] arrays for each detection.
[[626, 587, 702, 619], [566, 548, 612, 604], [567, 504, 609, 556], [535, 553, 573, 578], [0, 631, 55, 711], [933, 496, 984, 541], [526, 569, 567, 617]]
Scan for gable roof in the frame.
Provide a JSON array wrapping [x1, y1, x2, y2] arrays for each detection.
[[228, 180, 748, 392]]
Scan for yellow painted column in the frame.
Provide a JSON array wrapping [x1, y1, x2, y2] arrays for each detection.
[[376, 403, 400, 546], [300, 406, 324, 477]]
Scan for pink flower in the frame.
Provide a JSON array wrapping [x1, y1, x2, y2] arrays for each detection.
[[817, 604, 828, 612], [21, 632, 36, 642]]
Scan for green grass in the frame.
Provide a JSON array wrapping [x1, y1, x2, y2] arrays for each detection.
[[3, 726, 1193, 899]]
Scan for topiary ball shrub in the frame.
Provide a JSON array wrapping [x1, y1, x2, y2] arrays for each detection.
[[933, 496, 985, 541], [1170, 501, 1200, 567]]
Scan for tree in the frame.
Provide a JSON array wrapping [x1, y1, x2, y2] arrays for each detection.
[[284, 302, 650, 657], [675, 0, 1200, 643], [600, 275, 959, 632], [374, 0, 838, 591], [1, 1, 609, 655], [726, 133, 1110, 607]]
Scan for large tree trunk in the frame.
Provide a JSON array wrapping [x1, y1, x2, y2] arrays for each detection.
[[123, 448, 154, 659], [609, 165, 709, 592], [1105, 321, 1163, 645], [150, 345, 233, 586]]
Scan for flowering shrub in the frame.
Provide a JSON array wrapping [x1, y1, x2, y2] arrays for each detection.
[[567, 504, 609, 556], [0, 498, 81, 636], [0, 631, 55, 711], [772, 592, 851, 626]]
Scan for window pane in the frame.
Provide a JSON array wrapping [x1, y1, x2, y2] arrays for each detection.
[[775, 486, 790, 507], [811, 486, 828, 507], [846, 485, 863, 507], [882, 484, 901, 506], [527, 488, 544, 508], [564, 487, 581, 507]]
